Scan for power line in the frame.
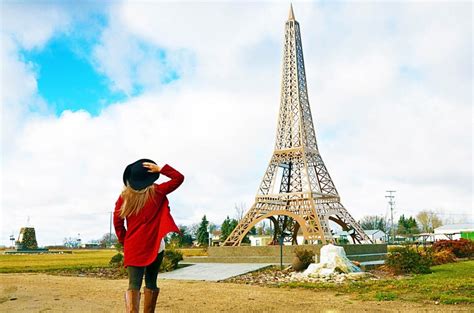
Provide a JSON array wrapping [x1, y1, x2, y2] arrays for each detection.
[[396, 208, 472, 216]]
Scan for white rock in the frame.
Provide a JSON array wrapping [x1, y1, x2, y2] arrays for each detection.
[[294, 244, 363, 279], [347, 272, 367, 280], [319, 268, 334, 276], [303, 262, 325, 275], [320, 244, 346, 264]]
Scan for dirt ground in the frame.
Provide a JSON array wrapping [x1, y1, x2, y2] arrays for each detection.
[[0, 273, 471, 312]]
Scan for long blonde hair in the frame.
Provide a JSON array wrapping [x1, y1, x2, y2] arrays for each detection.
[[120, 185, 155, 218]]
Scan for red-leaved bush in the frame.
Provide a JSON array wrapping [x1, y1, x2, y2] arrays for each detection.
[[432, 239, 474, 258], [432, 249, 457, 265]]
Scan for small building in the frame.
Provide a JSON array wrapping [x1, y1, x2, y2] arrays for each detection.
[[416, 233, 436, 243], [211, 230, 221, 246], [249, 233, 307, 246], [249, 235, 273, 246], [364, 229, 387, 243], [81, 243, 100, 249], [434, 223, 474, 241], [332, 230, 349, 244], [333, 229, 383, 244]]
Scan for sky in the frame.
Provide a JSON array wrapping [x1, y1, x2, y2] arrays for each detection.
[[1, 1, 472, 247]]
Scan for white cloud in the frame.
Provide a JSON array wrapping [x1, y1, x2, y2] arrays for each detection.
[[0, 2, 75, 148], [1, 2, 70, 50], [1, 2, 472, 246]]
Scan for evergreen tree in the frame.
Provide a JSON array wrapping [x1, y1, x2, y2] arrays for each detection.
[[221, 216, 239, 242], [397, 215, 407, 235], [398, 215, 420, 235], [169, 225, 194, 247], [197, 215, 210, 246], [229, 218, 239, 231], [406, 216, 420, 234], [220, 216, 255, 243], [220, 216, 231, 241]]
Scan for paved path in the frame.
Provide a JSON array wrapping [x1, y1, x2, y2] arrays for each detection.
[[159, 263, 272, 281]]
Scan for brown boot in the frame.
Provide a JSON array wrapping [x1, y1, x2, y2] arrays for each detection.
[[125, 289, 140, 313], [143, 287, 160, 313]]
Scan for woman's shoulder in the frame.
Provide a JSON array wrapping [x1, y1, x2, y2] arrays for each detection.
[[153, 183, 165, 194]]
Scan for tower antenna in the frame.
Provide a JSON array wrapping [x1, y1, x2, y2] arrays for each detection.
[[385, 190, 396, 243]]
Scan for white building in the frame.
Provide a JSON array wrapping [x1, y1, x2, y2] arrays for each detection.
[[248, 234, 306, 246], [211, 230, 221, 246], [250, 229, 388, 246], [249, 235, 272, 246], [333, 229, 385, 244], [364, 229, 387, 243], [434, 223, 474, 241]]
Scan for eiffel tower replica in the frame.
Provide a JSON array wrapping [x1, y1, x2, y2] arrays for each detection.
[[224, 6, 371, 246]]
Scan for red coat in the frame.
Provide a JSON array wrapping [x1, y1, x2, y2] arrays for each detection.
[[113, 164, 184, 267]]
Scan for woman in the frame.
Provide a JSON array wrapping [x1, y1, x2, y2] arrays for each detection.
[[114, 159, 184, 313]]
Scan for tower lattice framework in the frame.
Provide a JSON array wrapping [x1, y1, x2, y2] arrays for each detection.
[[224, 6, 371, 246]]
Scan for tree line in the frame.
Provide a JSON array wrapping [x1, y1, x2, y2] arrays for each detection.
[[168, 214, 260, 248], [75, 208, 445, 248], [358, 209, 443, 236]]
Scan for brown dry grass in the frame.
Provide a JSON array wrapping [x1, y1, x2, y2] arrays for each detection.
[[1, 273, 471, 312]]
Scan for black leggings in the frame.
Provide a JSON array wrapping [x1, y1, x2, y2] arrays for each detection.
[[127, 251, 164, 290]]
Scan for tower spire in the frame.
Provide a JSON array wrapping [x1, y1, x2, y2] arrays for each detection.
[[288, 4, 295, 21]]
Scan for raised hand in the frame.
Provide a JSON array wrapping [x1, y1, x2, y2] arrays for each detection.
[[142, 162, 161, 173]]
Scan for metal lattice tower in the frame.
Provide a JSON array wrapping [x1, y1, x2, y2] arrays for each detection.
[[224, 5, 371, 246]]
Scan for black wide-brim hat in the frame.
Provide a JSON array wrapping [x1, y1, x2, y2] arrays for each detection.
[[123, 158, 160, 190]]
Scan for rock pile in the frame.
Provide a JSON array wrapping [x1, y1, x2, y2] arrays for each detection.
[[290, 270, 373, 284], [225, 266, 376, 286], [289, 244, 378, 283], [226, 244, 378, 286], [225, 267, 294, 286]]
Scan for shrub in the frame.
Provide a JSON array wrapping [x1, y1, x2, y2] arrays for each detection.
[[432, 239, 474, 258], [160, 249, 183, 272], [294, 248, 315, 269], [385, 246, 432, 274], [115, 242, 123, 253], [109, 253, 124, 267], [432, 249, 457, 265]]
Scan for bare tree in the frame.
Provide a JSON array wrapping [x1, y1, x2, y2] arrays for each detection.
[[234, 202, 247, 221], [99, 233, 117, 248], [416, 210, 443, 233], [359, 215, 386, 232]]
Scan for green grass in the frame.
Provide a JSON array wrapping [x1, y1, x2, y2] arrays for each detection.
[[0, 248, 202, 274], [280, 260, 474, 305], [375, 291, 397, 301], [0, 249, 116, 273]]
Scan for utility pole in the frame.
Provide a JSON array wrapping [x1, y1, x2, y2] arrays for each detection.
[[385, 190, 396, 244], [109, 211, 113, 248], [207, 224, 212, 247]]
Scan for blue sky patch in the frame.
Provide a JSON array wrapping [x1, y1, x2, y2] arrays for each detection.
[[19, 13, 186, 117], [20, 26, 127, 117]]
